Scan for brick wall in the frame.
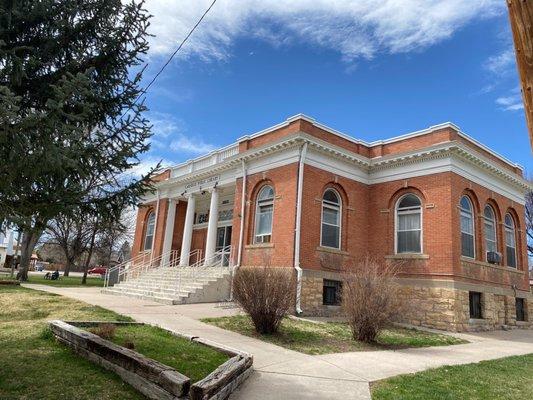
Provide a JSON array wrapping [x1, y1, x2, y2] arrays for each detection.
[[231, 163, 299, 267]]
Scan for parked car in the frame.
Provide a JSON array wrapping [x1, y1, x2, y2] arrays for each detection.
[[88, 267, 107, 276]]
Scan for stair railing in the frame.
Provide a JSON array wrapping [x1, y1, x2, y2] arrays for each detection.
[[104, 249, 181, 288], [176, 246, 233, 294]]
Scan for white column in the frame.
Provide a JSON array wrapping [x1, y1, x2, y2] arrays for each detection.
[[162, 199, 177, 265], [179, 195, 196, 266], [204, 188, 219, 264]]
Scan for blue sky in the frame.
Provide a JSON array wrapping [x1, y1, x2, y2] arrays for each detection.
[[135, 0, 532, 175]]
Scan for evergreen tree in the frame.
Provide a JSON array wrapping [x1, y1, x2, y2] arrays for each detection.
[[0, 0, 156, 280]]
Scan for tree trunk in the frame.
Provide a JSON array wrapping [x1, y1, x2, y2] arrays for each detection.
[[82, 223, 98, 285], [17, 229, 42, 281], [63, 257, 76, 277]]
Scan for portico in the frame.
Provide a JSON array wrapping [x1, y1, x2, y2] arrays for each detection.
[[156, 181, 237, 268]]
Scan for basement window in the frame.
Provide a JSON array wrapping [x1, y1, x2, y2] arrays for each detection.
[[516, 298, 526, 322], [323, 279, 342, 306], [469, 291, 483, 319]]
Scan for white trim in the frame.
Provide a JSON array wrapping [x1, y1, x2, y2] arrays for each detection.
[[394, 194, 423, 255], [320, 189, 342, 250], [294, 142, 308, 314], [482, 205, 497, 261], [253, 185, 274, 244], [460, 195, 476, 259], [237, 160, 247, 268]]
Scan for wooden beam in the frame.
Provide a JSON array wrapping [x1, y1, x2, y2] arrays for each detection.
[[507, 0, 533, 150]]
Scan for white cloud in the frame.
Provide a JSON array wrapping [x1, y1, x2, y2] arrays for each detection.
[[170, 136, 216, 154], [495, 87, 524, 111], [485, 48, 515, 75], [145, 0, 503, 63], [148, 112, 217, 155], [127, 156, 172, 177]]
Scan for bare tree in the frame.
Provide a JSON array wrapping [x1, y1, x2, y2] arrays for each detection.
[[47, 214, 95, 276], [342, 257, 406, 343]]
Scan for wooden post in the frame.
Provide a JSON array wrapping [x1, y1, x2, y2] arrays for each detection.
[[507, 0, 533, 149]]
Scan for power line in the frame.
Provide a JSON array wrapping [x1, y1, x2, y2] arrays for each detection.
[[141, 0, 218, 97], [122, 0, 218, 119]]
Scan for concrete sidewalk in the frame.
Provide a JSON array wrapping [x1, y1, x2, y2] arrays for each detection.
[[24, 285, 533, 400]]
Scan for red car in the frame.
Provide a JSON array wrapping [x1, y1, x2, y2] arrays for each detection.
[[88, 267, 107, 276]]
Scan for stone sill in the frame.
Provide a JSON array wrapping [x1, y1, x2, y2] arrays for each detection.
[[516, 321, 530, 326], [460, 257, 524, 274], [245, 243, 274, 250], [315, 246, 349, 256], [385, 254, 429, 260], [468, 318, 488, 325]]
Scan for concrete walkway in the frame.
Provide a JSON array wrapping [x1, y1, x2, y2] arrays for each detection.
[[25, 284, 533, 400]]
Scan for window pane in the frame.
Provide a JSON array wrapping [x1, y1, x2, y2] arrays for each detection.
[[323, 190, 339, 205], [144, 235, 153, 251], [322, 207, 339, 226], [461, 213, 473, 234], [462, 233, 475, 258], [399, 194, 421, 208], [460, 196, 472, 211], [257, 207, 273, 235], [398, 231, 421, 253], [398, 213, 420, 230], [258, 185, 274, 201], [505, 228, 516, 247], [322, 224, 340, 248], [507, 246, 517, 268], [484, 221, 496, 242]]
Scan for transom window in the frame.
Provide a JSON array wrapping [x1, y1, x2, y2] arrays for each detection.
[[504, 213, 517, 268], [460, 196, 475, 258], [395, 194, 422, 254], [144, 211, 156, 251], [254, 185, 274, 244], [321, 189, 341, 249], [483, 205, 497, 258]]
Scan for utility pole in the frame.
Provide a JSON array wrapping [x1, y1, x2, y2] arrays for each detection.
[[507, 0, 533, 149]]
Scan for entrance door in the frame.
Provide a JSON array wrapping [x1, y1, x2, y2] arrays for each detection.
[[216, 226, 232, 266]]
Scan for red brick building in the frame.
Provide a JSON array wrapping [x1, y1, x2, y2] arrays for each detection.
[[127, 115, 531, 331]]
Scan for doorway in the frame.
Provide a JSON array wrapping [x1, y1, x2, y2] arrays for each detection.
[[216, 226, 232, 266]]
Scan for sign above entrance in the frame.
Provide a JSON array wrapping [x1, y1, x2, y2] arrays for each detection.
[[185, 175, 220, 190]]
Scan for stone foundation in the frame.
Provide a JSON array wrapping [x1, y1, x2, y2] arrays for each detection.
[[300, 269, 343, 317], [299, 269, 533, 332]]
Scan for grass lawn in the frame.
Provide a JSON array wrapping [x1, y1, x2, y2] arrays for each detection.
[[107, 325, 229, 383], [372, 354, 533, 400], [201, 315, 466, 355], [0, 286, 226, 399], [23, 273, 104, 287]]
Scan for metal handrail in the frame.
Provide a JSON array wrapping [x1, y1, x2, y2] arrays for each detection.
[[176, 246, 233, 294]]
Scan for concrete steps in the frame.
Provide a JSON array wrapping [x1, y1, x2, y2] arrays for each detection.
[[102, 266, 231, 305]]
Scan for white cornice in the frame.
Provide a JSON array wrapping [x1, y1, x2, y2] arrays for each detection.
[[155, 132, 530, 198], [235, 115, 522, 171]]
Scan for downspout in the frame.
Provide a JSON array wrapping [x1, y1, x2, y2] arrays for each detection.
[[294, 142, 308, 314], [231, 160, 247, 301], [237, 160, 247, 268], [150, 189, 161, 264]]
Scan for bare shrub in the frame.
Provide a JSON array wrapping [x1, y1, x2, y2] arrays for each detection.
[[342, 257, 405, 343], [89, 323, 116, 340], [232, 267, 296, 334]]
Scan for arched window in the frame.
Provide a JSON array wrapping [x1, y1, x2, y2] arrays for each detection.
[[144, 211, 156, 251], [460, 196, 475, 258], [483, 205, 497, 258], [254, 185, 274, 244], [504, 213, 517, 268], [395, 194, 422, 253], [321, 189, 341, 249]]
